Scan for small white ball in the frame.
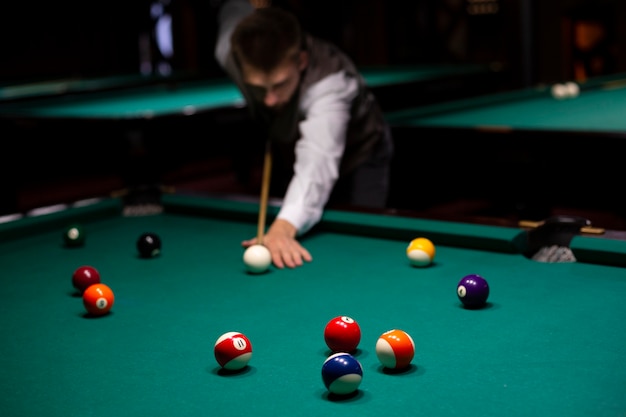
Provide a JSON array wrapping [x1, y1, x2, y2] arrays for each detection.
[[551, 83, 568, 100], [564, 81, 579, 98], [243, 244, 272, 273]]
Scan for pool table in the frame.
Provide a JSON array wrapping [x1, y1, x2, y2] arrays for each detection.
[[0, 64, 503, 215], [0, 64, 502, 117], [386, 72, 626, 220], [1, 193, 625, 417]]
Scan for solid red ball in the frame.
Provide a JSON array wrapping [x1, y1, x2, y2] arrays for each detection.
[[72, 266, 101, 293], [324, 316, 361, 353]]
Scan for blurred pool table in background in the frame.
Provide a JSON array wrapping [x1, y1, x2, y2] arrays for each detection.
[[0, 64, 505, 215], [386, 72, 626, 223], [0, 193, 625, 417], [0, 63, 503, 115]]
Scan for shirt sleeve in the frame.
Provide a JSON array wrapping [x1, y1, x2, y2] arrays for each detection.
[[214, 0, 254, 68], [276, 71, 359, 235]]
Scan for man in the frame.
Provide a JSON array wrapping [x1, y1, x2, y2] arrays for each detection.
[[215, 0, 393, 269]]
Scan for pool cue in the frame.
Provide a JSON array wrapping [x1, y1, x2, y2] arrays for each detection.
[[257, 142, 272, 245]]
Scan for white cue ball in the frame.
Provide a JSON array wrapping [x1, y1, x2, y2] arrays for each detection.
[[551, 83, 568, 100], [564, 81, 579, 98], [243, 244, 272, 273]]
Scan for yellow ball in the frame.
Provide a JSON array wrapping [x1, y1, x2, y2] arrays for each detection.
[[406, 237, 435, 267]]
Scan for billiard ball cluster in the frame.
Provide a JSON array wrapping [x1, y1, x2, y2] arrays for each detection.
[[63, 228, 164, 316], [320, 316, 416, 395], [212, 316, 416, 397], [71, 265, 115, 316], [58, 219, 492, 398], [551, 81, 579, 99]]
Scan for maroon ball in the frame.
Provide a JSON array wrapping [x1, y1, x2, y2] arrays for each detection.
[[72, 266, 101, 293], [457, 274, 489, 309]]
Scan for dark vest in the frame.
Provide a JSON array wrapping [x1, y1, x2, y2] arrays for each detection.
[[224, 34, 388, 176]]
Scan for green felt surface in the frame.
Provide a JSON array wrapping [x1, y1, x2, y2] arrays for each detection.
[[360, 64, 490, 87], [0, 65, 491, 119], [1, 195, 625, 417], [387, 72, 626, 132], [0, 78, 246, 118], [0, 74, 158, 100]]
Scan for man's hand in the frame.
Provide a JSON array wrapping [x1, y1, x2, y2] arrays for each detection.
[[242, 219, 312, 268]]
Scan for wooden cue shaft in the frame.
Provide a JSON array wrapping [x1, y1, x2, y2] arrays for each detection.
[[257, 143, 272, 244]]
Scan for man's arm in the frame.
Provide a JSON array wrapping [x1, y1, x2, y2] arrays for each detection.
[[244, 72, 358, 269], [276, 71, 359, 235]]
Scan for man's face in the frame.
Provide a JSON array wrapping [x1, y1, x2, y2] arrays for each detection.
[[241, 51, 308, 112]]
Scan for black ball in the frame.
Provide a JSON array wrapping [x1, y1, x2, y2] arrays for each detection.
[[136, 232, 161, 258]]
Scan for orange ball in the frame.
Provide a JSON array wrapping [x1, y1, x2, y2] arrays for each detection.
[[82, 283, 115, 316], [406, 237, 435, 267], [375, 329, 415, 370]]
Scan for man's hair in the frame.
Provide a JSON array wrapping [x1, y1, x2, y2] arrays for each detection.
[[230, 7, 303, 72]]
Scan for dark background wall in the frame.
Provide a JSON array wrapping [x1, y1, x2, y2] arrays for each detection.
[[2, 0, 626, 87]]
